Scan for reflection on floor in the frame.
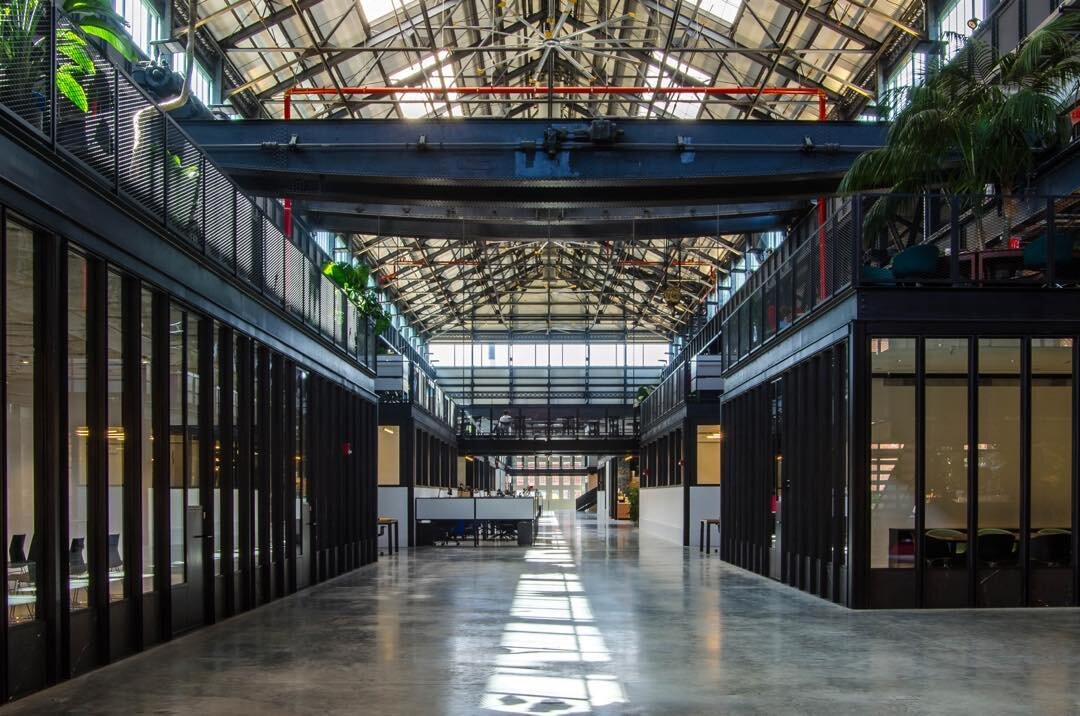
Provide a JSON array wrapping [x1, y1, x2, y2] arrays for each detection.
[[7, 511, 1080, 714], [481, 515, 626, 713]]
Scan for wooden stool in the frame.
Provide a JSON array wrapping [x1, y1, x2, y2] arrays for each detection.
[[378, 517, 399, 555]]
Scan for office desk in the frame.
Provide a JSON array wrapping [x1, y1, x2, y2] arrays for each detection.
[[415, 497, 538, 546]]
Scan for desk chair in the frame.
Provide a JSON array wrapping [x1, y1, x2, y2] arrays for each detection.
[[977, 529, 1017, 567], [69, 538, 88, 576], [1030, 530, 1071, 566], [8, 534, 26, 567], [107, 533, 123, 572], [924, 529, 965, 568]]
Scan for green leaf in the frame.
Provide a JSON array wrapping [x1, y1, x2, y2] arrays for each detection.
[[56, 71, 88, 112], [57, 41, 95, 74], [78, 20, 138, 62], [373, 314, 390, 335]]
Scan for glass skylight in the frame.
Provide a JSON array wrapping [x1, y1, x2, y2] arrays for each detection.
[[638, 67, 703, 119], [360, 0, 400, 23], [695, 0, 741, 24]]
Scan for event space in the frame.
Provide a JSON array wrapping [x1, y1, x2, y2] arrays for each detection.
[[0, 0, 1079, 709]]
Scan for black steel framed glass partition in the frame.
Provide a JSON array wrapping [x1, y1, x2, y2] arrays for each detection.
[[0, 208, 380, 702], [720, 340, 849, 604], [866, 334, 1077, 608]]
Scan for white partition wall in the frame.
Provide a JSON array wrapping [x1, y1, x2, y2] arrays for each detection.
[[377, 487, 409, 551], [415, 498, 476, 521], [639, 486, 684, 546], [689, 486, 721, 549], [475, 497, 536, 520]]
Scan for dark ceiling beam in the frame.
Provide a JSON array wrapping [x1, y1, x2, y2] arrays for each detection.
[[638, 0, 844, 101], [252, 0, 468, 101], [770, 0, 880, 48], [220, 0, 329, 48]]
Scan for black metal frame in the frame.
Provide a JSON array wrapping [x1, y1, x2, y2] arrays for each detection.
[[0, 197, 380, 704]]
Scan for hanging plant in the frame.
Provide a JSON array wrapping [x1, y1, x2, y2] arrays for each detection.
[[321, 259, 391, 334]]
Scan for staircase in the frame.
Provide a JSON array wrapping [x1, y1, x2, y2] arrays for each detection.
[[575, 487, 598, 512]]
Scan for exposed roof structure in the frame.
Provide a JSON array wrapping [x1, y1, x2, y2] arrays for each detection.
[[356, 238, 738, 338], [185, 0, 923, 121], [177, 0, 923, 342]]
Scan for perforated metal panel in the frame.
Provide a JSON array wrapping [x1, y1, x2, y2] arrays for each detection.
[[55, 26, 116, 185], [165, 124, 203, 245], [116, 82, 164, 220], [204, 162, 235, 269], [262, 217, 285, 302], [319, 277, 334, 338], [0, 0, 52, 136], [235, 194, 257, 284], [285, 240, 305, 318]]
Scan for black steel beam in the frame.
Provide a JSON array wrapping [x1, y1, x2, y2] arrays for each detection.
[[458, 437, 639, 455], [180, 118, 885, 207], [308, 207, 800, 239]]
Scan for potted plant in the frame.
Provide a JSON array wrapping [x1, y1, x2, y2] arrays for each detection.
[[0, 0, 136, 129], [839, 13, 1080, 250], [321, 259, 392, 334]]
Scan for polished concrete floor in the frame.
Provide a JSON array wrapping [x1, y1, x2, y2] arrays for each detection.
[[8, 512, 1080, 714]]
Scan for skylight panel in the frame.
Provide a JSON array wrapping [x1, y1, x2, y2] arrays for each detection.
[[360, 0, 399, 23], [695, 0, 741, 24], [389, 50, 450, 84], [638, 63, 703, 119], [657, 54, 710, 84]]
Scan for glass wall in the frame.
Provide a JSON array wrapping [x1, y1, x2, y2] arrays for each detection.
[[0, 200, 379, 697], [67, 251, 90, 611], [977, 338, 1021, 606], [6, 220, 37, 623], [1030, 338, 1073, 605], [428, 342, 670, 367], [868, 335, 1076, 608], [140, 288, 154, 593], [924, 339, 968, 560], [169, 305, 185, 585], [106, 271, 125, 602], [187, 313, 200, 523], [869, 338, 916, 570], [212, 323, 222, 576]]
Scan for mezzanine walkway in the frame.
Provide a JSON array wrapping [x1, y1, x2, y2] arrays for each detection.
[[7, 513, 1080, 715]]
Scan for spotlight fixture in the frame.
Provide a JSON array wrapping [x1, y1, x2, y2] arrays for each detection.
[[966, 16, 979, 29]]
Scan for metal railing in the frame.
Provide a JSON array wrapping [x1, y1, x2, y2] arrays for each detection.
[[458, 408, 638, 441], [638, 360, 690, 429], [717, 192, 1080, 373], [0, 2, 376, 369]]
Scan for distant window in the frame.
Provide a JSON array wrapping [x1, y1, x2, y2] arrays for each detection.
[[884, 52, 926, 119], [171, 52, 213, 106], [113, 0, 160, 57], [938, 0, 978, 60]]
